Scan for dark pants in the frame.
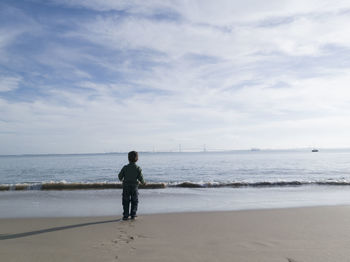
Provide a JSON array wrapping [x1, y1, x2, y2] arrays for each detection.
[[122, 185, 139, 218]]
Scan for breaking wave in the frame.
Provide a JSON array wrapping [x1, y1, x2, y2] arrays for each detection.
[[2, 180, 350, 191]]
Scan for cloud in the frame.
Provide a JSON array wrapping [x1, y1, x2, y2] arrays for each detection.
[[55, 0, 350, 24], [0, 76, 21, 92], [2, 0, 350, 153]]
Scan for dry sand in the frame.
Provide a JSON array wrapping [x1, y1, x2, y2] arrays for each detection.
[[2, 206, 350, 262]]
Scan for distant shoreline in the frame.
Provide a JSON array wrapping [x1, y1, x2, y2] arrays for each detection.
[[2, 147, 350, 157]]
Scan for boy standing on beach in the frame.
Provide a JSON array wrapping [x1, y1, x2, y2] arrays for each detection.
[[118, 151, 145, 220]]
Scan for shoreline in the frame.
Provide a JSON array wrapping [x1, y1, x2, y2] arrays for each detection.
[[2, 206, 350, 261], [4, 186, 350, 218], [1, 203, 350, 219]]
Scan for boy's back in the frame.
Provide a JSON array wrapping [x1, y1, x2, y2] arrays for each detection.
[[118, 162, 144, 186]]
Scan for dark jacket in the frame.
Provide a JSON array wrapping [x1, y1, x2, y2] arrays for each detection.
[[118, 162, 145, 186]]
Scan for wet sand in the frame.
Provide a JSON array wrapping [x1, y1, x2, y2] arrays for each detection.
[[2, 206, 350, 261]]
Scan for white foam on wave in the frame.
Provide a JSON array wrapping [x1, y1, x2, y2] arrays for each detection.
[[2, 178, 350, 191]]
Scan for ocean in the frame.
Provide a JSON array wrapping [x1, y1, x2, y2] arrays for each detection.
[[1, 150, 350, 218]]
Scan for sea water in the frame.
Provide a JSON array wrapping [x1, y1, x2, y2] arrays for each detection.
[[1, 150, 350, 218]]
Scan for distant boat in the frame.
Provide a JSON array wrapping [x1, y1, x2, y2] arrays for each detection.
[[311, 149, 319, 152]]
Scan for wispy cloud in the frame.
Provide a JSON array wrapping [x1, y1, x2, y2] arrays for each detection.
[[1, 0, 350, 154], [0, 76, 21, 92]]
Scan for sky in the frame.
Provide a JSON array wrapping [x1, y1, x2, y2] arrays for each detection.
[[1, 0, 350, 154]]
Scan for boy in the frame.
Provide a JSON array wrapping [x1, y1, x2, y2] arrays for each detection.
[[118, 151, 145, 220]]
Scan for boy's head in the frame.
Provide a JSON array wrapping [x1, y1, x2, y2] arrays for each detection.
[[128, 151, 138, 163]]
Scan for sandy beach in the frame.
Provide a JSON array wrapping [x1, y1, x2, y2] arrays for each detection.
[[2, 206, 350, 262]]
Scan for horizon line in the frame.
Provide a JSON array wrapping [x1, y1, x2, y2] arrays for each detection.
[[1, 147, 350, 157]]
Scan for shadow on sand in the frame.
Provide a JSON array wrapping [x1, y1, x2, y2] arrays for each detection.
[[0, 218, 121, 240]]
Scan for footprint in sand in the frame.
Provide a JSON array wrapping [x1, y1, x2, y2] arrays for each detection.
[[125, 236, 134, 243], [287, 258, 302, 262], [112, 234, 135, 245]]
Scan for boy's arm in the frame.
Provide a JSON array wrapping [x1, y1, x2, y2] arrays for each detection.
[[137, 167, 145, 185], [118, 166, 125, 181]]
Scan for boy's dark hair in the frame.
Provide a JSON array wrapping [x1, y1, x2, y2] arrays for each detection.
[[128, 151, 138, 163]]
